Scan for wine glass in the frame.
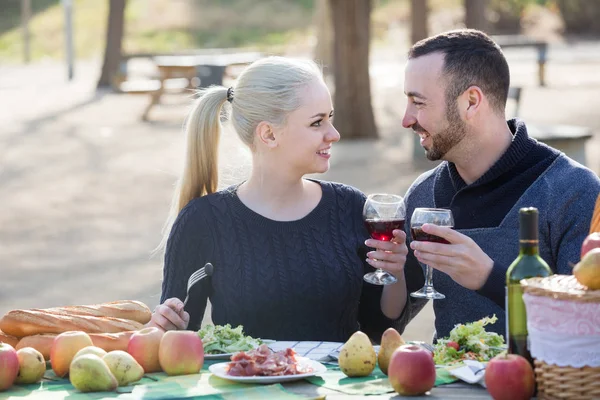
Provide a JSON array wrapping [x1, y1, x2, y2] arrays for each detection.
[[363, 194, 406, 285], [410, 208, 454, 300]]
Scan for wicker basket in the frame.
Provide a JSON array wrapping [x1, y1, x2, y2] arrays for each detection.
[[522, 275, 600, 400]]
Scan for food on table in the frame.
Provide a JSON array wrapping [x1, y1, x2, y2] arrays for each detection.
[[103, 350, 144, 386], [14, 347, 46, 384], [41, 300, 151, 324], [0, 330, 19, 348], [73, 346, 107, 359], [51, 331, 94, 377], [69, 354, 118, 393], [589, 194, 600, 234], [581, 232, 600, 258], [338, 331, 376, 377], [433, 315, 505, 365], [159, 330, 204, 376], [16, 334, 56, 360], [388, 344, 436, 396], [128, 327, 164, 373], [485, 353, 535, 400], [226, 344, 311, 377], [573, 247, 600, 289], [0, 343, 19, 391], [378, 327, 405, 375], [198, 324, 262, 354]]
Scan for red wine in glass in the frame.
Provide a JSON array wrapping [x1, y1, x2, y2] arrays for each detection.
[[365, 219, 405, 241], [411, 227, 451, 244]]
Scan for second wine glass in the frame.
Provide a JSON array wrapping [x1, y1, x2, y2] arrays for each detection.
[[363, 194, 406, 285], [410, 208, 454, 300]]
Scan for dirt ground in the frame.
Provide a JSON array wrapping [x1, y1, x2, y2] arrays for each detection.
[[1, 33, 599, 342]]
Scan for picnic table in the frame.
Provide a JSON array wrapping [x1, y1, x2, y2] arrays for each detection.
[[3, 340, 493, 399]]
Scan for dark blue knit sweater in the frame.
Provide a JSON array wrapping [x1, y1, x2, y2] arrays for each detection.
[[160, 180, 405, 342]]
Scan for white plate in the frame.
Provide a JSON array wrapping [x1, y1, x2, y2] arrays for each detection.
[[208, 357, 327, 384]]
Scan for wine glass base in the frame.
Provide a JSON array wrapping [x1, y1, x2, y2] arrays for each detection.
[[410, 286, 446, 300], [363, 271, 398, 285]]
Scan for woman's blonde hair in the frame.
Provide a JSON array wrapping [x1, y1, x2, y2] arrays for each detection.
[[157, 56, 323, 252]]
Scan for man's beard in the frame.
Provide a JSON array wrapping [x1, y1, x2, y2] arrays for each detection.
[[415, 101, 467, 161]]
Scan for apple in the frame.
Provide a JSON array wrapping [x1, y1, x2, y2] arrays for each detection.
[[485, 353, 535, 400], [158, 330, 204, 376], [387, 344, 436, 396], [0, 343, 19, 391], [128, 327, 164, 373], [51, 331, 94, 377], [446, 341, 460, 351], [581, 232, 600, 259], [15, 347, 46, 384]]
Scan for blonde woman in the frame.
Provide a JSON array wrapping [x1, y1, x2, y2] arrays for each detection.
[[148, 57, 410, 342]]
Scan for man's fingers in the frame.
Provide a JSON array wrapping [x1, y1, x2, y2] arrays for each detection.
[[421, 223, 459, 243], [151, 313, 179, 332], [155, 304, 187, 330], [163, 297, 184, 314]]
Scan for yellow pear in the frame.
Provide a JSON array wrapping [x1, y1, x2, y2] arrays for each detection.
[[69, 354, 118, 393], [103, 350, 144, 386], [338, 331, 376, 377], [574, 248, 600, 290], [74, 346, 107, 359], [15, 347, 46, 384], [377, 328, 405, 375]]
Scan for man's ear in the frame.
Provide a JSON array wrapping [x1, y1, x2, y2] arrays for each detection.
[[256, 121, 277, 148], [461, 85, 484, 120]]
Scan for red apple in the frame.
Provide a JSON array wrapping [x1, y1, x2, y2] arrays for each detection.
[[485, 354, 535, 400], [0, 343, 19, 391], [387, 344, 436, 396], [581, 232, 600, 259], [128, 327, 164, 373], [50, 331, 94, 377], [158, 330, 204, 376]]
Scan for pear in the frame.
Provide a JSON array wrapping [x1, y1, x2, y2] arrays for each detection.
[[338, 331, 376, 377], [15, 347, 46, 384], [378, 328, 405, 375], [69, 354, 118, 393], [574, 248, 600, 290], [103, 350, 144, 386], [73, 346, 107, 359]]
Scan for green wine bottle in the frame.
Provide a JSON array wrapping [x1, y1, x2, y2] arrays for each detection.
[[506, 207, 552, 365]]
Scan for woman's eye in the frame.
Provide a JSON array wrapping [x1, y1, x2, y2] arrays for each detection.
[[311, 120, 322, 127]]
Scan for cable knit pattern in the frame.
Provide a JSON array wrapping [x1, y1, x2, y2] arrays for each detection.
[[160, 180, 406, 342]]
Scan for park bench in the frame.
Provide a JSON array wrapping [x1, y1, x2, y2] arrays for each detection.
[[508, 86, 593, 166], [493, 35, 548, 87]]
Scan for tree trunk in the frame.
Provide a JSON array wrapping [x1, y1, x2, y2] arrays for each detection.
[[329, 0, 377, 139], [465, 0, 489, 32], [410, 0, 428, 44], [97, 0, 126, 89], [314, 0, 334, 75]]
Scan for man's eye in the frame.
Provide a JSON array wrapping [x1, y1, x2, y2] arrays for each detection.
[[413, 100, 424, 106], [311, 120, 322, 127]]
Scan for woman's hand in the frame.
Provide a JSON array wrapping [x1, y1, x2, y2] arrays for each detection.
[[365, 229, 408, 277], [147, 298, 190, 331]]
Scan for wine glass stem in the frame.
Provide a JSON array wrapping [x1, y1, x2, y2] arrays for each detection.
[[425, 264, 434, 287]]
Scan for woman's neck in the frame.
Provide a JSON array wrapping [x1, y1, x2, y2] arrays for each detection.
[[237, 170, 322, 221]]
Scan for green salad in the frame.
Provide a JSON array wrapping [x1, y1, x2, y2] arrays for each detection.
[[198, 324, 263, 354], [433, 315, 506, 365]]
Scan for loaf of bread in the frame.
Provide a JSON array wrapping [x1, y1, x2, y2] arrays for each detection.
[[44, 300, 151, 324], [0, 310, 144, 338], [16, 334, 56, 360], [16, 331, 135, 359], [0, 329, 20, 348]]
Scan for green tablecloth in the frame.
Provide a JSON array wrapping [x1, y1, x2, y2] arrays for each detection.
[[2, 360, 459, 399]]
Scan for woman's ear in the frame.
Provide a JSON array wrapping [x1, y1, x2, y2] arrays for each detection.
[[256, 121, 277, 148]]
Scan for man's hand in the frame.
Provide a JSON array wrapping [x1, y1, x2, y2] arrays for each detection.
[[409, 223, 493, 290]]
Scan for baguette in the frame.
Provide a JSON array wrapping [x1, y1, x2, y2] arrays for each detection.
[[0, 329, 19, 348], [16, 334, 56, 360], [0, 309, 144, 338], [15, 331, 135, 359], [44, 300, 151, 324], [590, 194, 600, 234]]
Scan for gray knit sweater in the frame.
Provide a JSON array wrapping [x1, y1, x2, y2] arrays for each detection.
[[400, 120, 600, 340]]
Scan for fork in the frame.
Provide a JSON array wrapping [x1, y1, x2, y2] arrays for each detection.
[[410, 340, 436, 353], [183, 262, 214, 307]]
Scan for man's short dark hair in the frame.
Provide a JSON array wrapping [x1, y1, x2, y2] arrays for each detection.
[[408, 29, 510, 114]]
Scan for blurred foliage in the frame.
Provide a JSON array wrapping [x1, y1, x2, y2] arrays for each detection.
[[556, 0, 600, 35], [488, 0, 530, 34]]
